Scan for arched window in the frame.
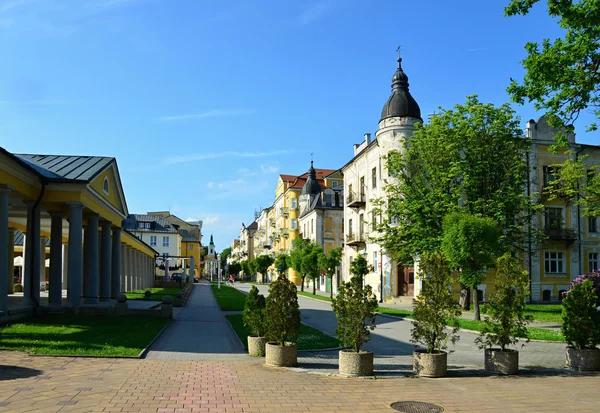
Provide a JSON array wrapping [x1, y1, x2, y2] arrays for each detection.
[[102, 177, 110, 195]]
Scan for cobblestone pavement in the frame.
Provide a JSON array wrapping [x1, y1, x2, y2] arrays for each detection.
[[144, 284, 245, 361], [0, 351, 599, 412], [233, 283, 568, 374]]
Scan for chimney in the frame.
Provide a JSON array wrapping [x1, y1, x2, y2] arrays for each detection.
[[364, 133, 371, 144]]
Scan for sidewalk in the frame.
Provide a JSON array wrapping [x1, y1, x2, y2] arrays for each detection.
[[144, 283, 245, 360]]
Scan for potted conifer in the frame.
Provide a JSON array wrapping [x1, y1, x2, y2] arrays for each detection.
[[331, 276, 378, 376], [243, 286, 267, 356], [562, 273, 600, 371], [475, 253, 531, 375], [411, 251, 461, 377], [264, 275, 301, 367]]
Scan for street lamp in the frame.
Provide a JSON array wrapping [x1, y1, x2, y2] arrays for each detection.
[[217, 253, 221, 289]]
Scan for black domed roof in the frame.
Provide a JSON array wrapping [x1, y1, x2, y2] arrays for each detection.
[[301, 161, 321, 196], [380, 57, 422, 122]]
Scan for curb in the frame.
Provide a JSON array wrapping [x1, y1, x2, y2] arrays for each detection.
[[138, 319, 173, 358]]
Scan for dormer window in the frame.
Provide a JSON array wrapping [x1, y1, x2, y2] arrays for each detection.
[[102, 177, 110, 195]]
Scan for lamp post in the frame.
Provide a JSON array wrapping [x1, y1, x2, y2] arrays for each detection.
[[217, 253, 221, 289]]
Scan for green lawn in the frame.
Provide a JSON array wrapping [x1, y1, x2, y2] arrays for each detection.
[[225, 314, 341, 350], [297, 291, 333, 302], [469, 303, 563, 324], [0, 315, 169, 356], [211, 283, 248, 311], [124, 287, 182, 301], [378, 307, 414, 318]]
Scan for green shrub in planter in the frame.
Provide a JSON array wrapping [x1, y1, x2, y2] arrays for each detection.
[[476, 253, 532, 351], [331, 276, 378, 352], [243, 286, 266, 336], [562, 279, 600, 350], [264, 275, 300, 345], [14, 283, 23, 293]]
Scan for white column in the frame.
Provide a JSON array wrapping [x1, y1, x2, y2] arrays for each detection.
[[66, 203, 84, 307], [100, 221, 112, 301], [120, 243, 126, 293], [39, 237, 47, 294], [23, 201, 41, 307], [8, 228, 15, 295], [190, 256, 195, 283], [62, 244, 68, 292], [49, 211, 63, 305], [83, 213, 99, 304], [111, 228, 121, 299], [0, 187, 11, 311]]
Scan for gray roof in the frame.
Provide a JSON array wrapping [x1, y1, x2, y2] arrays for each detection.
[[13, 230, 51, 247], [178, 229, 200, 243], [15, 154, 114, 182], [122, 214, 179, 233], [299, 189, 343, 219], [380, 57, 422, 122]]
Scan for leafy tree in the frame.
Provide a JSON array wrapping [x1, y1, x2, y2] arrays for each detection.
[[290, 238, 311, 291], [264, 275, 301, 346], [331, 276, 378, 352], [318, 247, 343, 299], [411, 251, 461, 354], [376, 95, 539, 305], [220, 247, 232, 269], [243, 286, 266, 337], [240, 260, 249, 278], [275, 253, 291, 278], [475, 253, 532, 351], [228, 262, 242, 279], [248, 259, 259, 282], [441, 212, 502, 320], [506, 0, 600, 136], [349, 255, 370, 285], [255, 255, 274, 284], [302, 243, 323, 295]]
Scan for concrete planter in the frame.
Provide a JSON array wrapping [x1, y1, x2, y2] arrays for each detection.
[[265, 342, 297, 367], [566, 347, 600, 371], [413, 350, 447, 377], [485, 348, 519, 375], [247, 336, 268, 357], [339, 350, 374, 377]]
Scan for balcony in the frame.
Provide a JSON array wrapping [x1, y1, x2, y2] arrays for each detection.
[[280, 207, 289, 216], [346, 191, 366, 208], [280, 228, 289, 238], [544, 227, 577, 244], [270, 220, 276, 227], [346, 232, 366, 247]]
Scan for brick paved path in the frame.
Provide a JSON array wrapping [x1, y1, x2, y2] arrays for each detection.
[[0, 351, 599, 412], [145, 284, 245, 361]]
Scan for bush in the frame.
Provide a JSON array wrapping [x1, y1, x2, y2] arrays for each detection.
[[475, 253, 532, 351], [411, 251, 461, 353], [243, 286, 266, 337], [565, 272, 600, 305], [331, 276, 378, 352], [264, 275, 301, 345], [561, 279, 600, 350], [14, 283, 23, 293]]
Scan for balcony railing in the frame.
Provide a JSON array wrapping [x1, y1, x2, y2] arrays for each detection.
[[280, 228, 289, 238], [280, 207, 289, 216], [345, 232, 366, 246], [346, 191, 366, 208], [544, 227, 577, 243]]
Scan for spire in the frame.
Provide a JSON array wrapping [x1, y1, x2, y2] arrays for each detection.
[[302, 160, 321, 196], [380, 50, 422, 122], [209, 234, 214, 245]]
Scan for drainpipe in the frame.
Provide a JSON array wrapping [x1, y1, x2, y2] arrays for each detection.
[[575, 146, 586, 276], [379, 248, 384, 303], [29, 177, 48, 308]]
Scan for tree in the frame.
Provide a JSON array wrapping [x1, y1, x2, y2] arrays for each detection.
[[220, 247, 232, 269], [318, 247, 343, 299], [240, 260, 249, 278], [440, 212, 502, 320], [275, 254, 291, 278], [290, 238, 311, 292], [506, 0, 600, 136], [255, 255, 274, 284], [302, 243, 323, 295], [243, 286, 266, 337], [228, 262, 242, 279], [248, 259, 258, 282], [376, 95, 539, 304], [349, 255, 369, 285], [264, 275, 301, 346]]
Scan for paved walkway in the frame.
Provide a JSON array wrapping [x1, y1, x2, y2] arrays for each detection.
[[145, 284, 245, 360], [233, 283, 568, 375]]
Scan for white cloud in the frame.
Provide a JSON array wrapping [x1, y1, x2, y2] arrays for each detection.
[[0, 98, 83, 105], [298, 1, 331, 26], [165, 149, 294, 165], [237, 167, 259, 177], [203, 216, 220, 225], [0, 0, 30, 14], [207, 182, 214, 188], [86, 0, 148, 11], [0, 18, 12, 28], [260, 163, 279, 174], [157, 109, 255, 122]]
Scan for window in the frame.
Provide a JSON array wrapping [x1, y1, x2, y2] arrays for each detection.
[[544, 207, 563, 229], [359, 213, 364, 235], [291, 198, 297, 209], [138, 222, 145, 229], [150, 236, 157, 246], [102, 177, 110, 195], [589, 252, 599, 271], [373, 251, 378, 272], [145, 222, 151, 229], [324, 193, 332, 206], [163, 236, 169, 247], [291, 218, 297, 230], [544, 251, 565, 274], [189, 244, 193, 250], [360, 177, 365, 196], [543, 165, 559, 187], [311, 220, 313, 234], [589, 217, 598, 233], [332, 181, 338, 188], [542, 290, 551, 302], [371, 211, 377, 231], [348, 184, 353, 199], [348, 219, 353, 235], [372, 167, 377, 189]]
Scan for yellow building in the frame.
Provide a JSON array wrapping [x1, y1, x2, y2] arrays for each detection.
[[0, 146, 157, 315]]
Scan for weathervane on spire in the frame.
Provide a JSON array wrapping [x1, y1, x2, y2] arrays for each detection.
[[396, 45, 401, 58]]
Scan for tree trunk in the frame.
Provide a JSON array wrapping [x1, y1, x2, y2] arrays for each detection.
[[301, 275, 305, 292], [459, 284, 470, 311], [313, 278, 316, 295], [472, 286, 481, 321]]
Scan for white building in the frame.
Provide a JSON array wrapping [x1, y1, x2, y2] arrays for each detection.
[[342, 56, 422, 302]]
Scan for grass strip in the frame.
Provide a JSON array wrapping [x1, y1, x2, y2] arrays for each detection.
[[469, 303, 563, 324], [297, 291, 333, 302], [211, 283, 248, 311], [124, 287, 182, 301], [225, 314, 341, 350], [0, 315, 169, 356]]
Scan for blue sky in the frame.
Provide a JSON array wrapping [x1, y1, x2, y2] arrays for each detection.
[[1, 0, 597, 252]]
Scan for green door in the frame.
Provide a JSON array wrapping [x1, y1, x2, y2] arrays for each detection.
[[325, 276, 331, 293]]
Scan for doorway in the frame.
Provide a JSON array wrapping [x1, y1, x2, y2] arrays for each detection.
[[396, 265, 414, 296]]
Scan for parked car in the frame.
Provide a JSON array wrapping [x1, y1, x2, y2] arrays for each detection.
[[170, 273, 183, 282]]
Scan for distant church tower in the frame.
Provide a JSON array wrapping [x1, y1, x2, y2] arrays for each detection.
[[376, 54, 422, 156], [299, 161, 321, 214], [205, 234, 217, 278]]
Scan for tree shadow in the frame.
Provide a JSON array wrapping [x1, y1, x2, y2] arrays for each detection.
[[0, 365, 42, 381]]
